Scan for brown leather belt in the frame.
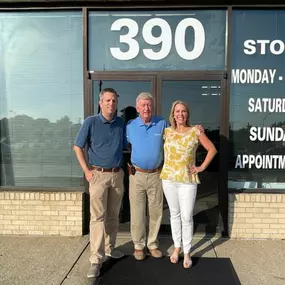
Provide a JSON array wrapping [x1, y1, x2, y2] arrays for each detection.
[[135, 166, 162, 174], [91, 166, 121, 173]]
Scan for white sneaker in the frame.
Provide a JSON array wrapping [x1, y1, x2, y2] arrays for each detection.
[[105, 249, 124, 259]]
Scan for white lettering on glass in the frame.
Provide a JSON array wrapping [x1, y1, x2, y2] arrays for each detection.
[[244, 39, 285, 55], [249, 127, 285, 142], [175, 18, 205, 60], [248, 98, 285, 113], [231, 69, 276, 84], [110, 18, 139, 60], [142, 18, 172, 60], [235, 155, 285, 169], [110, 17, 205, 61]]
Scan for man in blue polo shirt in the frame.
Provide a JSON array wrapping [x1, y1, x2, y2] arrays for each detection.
[[74, 88, 125, 278], [127, 92, 204, 261], [126, 92, 168, 260]]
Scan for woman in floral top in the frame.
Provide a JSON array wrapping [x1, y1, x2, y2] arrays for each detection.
[[160, 100, 217, 269]]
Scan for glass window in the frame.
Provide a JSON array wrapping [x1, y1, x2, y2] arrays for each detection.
[[0, 11, 83, 188], [89, 10, 226, 71], [229, 10, 285, 190], [161, 80, 221, 227]]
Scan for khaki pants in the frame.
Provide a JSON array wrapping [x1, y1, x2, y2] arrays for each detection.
[[89, 169, 124, 264], [129, 171, 163, 250]]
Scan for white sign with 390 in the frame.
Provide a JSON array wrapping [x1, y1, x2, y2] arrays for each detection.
[[110, 18, 205, 61]]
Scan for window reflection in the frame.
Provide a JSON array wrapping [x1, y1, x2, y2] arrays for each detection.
[[0, 12, 83, 188], [161, 80, 221, 132]]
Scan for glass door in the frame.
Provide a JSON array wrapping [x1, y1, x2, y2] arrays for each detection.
[[85, 72, 227, 235], [87, 73, 157, 230], [158, 74, 225, 234]]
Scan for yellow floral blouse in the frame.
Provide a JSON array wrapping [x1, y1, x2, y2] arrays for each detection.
[[160, 127, 201, 184]]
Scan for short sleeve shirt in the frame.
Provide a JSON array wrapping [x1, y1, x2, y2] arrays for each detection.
[[74, 113, 125, 168], [126, 116, 168, 170]]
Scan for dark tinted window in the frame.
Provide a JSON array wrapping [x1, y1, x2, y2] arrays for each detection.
[[0, 12, 83, 188], [229, 10, 285, 190], [89, 10, 226, 71], [161, 80, 221, 226]]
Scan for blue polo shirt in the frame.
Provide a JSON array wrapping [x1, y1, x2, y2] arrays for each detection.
[[74, 113, 126, 168], [126, 116, 168, 170]]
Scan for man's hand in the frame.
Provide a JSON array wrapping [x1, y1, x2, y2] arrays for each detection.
[[85, 169, 93, 182], [195, 125, 204, 133]]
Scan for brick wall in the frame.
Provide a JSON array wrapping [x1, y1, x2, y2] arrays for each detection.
[[229, 193, 285, 239], [0, 191, 84, 236]]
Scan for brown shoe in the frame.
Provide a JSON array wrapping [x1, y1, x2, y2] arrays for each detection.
[[134, 249, 145, 260], [149, 248, 163, 258]]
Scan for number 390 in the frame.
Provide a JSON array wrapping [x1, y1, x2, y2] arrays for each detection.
[[110, 18, 205, 61]]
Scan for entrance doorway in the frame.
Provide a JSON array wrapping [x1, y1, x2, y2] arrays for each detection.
[[158, 75, 222, 234], [87, 71, 227, 235], [87, 73, 157, 228]]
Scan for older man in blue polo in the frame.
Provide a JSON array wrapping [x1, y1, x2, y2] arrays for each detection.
[[126, 92, 168, 260]]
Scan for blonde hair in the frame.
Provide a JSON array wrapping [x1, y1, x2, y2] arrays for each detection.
[[169, 100, 190, 129]]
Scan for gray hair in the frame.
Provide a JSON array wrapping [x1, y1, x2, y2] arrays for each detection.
[[136, 92, 153, 105]]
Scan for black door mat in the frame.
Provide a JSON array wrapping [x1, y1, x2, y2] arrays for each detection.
[[94, 256, 241, 285]]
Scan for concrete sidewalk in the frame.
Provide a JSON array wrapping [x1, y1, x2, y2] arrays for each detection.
[[0, 234, 285, 285]]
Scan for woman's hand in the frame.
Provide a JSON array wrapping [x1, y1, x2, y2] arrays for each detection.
[[189, 165, 204, 174]]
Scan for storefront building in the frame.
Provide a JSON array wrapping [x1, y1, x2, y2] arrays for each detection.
[[0, 1, 285, 239]]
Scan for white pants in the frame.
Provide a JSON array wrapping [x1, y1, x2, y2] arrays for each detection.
[[162, 180, 197, 254]]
